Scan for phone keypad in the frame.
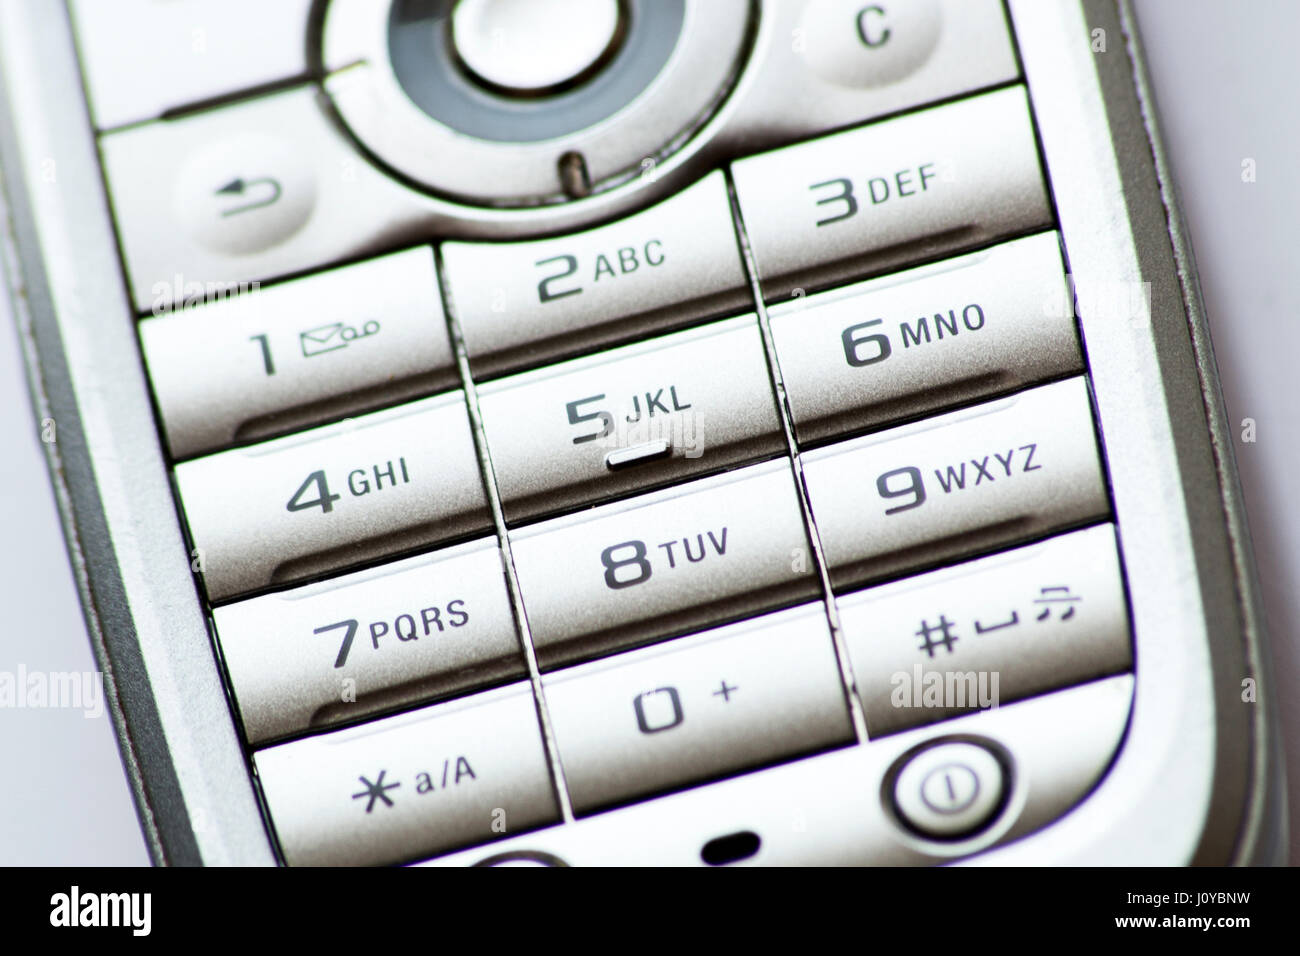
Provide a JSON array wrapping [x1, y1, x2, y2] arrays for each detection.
[[90, 1, 1140, 866]]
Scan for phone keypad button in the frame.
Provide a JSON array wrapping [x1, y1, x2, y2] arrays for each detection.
[[102, 87, 439, 312], [176, 392, 490, 602], [255, 683, 559, 866], [544, 603, 854, 815], [171, 130, 317, 256], [141, 248, 457, 459], [479, 315, 784, 522], [724, 0, 1017, 148], [511, 459, 819, 669], [770, 233, 1082, 444], [70, 0, 311, 129], [797, 0, 943, 90], [843, 525, 1131, 737], [215, 537, 523, 745], [892, 741, 1006, 839], [731, 86, 1052, 300], [803, 377, 1109, 590], [441, 172, 751, 378]]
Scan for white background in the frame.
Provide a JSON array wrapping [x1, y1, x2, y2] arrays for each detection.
[[0, 0, 1295, 865]]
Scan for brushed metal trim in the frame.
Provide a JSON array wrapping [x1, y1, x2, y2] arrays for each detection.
[[975, 0, 1282, 864], [1113, 0, 1284, 865], [0, 0, 274, 865]]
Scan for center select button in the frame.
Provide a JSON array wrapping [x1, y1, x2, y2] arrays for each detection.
[[451, 0, 625, 95]]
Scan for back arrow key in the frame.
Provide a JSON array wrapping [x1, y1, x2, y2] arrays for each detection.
[[215, 176, 283, 216]]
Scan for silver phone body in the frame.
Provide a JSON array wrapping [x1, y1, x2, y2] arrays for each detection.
[[0, 0, 1284, 865]]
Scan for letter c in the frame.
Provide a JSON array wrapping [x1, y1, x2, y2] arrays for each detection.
[[857, 5, 890, 48]]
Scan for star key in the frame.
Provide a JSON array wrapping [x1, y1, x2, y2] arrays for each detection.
[[352, 769, 401, 812]]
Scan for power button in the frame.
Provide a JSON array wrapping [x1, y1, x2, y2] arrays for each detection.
[[892, 741, 1006, 839]]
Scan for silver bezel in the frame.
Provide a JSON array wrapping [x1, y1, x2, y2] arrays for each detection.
[[0, 0, 1281, 864], [0, 0, 274, 865]]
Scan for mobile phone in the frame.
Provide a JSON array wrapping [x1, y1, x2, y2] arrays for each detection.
[[0, 0, 1284, 866]]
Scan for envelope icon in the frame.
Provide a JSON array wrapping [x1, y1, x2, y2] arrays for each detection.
[[300, 322, 346, 357]]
